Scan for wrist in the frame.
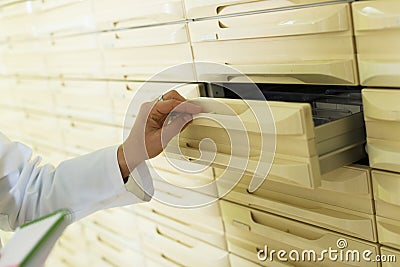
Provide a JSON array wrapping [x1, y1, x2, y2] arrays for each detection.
[[117, 144, 143, 179]]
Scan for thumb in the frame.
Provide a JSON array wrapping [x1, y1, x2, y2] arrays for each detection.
[[161, 113, 192, 145]]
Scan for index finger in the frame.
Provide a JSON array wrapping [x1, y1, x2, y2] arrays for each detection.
[[162, 90, 186, 102], [155, 99, 202, 115]]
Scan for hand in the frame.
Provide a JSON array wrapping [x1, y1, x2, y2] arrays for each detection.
[[118, 90, 201, 178]]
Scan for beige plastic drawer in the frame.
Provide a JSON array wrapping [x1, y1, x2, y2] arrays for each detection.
[[110, 81, 201, 126], [376, 216, 400, 251], [352, 0, 400, 87], [101, 23, 194, 81], [138, 216, 230, 267], [219, 177, 376, 241], [221, 200, 379, 266], [372, 170, 400, 221], [44, 50, 103, 78], [230, 253, 265, 267], [363, 89, 400, 172], [13, 79, 53, 113], [21, 113, 63, 147], [40, 34, 99, 53], [219, 164, 373, 214], [190, 3, 357, 85], [60, 119, 120, 154], [380, 247, 400, 267], [0, 79, 17, 107], [93, 0, 185, 30], [168, 97, 365, 189], [50, 80, 113, 124], [184, 0, 342, 18], [3, 52, 46, 76], [135, 199, 226, 249]]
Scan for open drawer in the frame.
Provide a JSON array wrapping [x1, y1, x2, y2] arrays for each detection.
[[372, 170, 400, 221], [363, 89, 400, 172], [166, 87, 366, 189], [137, 216, 230, 267], [218, 175, 376, 241], [221, 200, 379, 266], [352, 0, 400, 87], [189, 3, 357, 85], [184, 0, 339, 19]]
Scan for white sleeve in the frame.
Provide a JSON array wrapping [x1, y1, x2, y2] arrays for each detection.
[[0, 132, 153, 231]]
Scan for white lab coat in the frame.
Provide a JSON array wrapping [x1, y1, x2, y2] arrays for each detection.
[[0, 131, 153, 233]]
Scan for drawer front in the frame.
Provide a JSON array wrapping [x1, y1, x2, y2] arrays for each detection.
[[2, 52, 46, 76], [13, 79, 53, 112], [223, 165, 373, 214], [135, 200, 226, 249], [230, 253, 265, 267], [219, 177, 376, 241], [190, 3, 357, 85], [372, 170, 400, 221], [138, 216, 231, 267], [93, 0, 185, 30], [376, 216, 400, 251], [184, 0, 341, 19], [352, 0, 400, 87], [363, 89, 400, 172], [221, 200, 380, 266], [380, 247, 400, 267]]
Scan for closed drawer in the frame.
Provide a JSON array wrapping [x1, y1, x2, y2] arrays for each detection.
[[189, 3, 357, 85], [135, 198, 226, 249], [60, 119, 120, 154], [21, 113, 63, 147], [101, 23, 194, 81], [219, 176, 376, 241], [380, 247, 400, 267], [376, 216, 400, 251], [372, 170, 400, 221], [93, 0, 185, 30], [230, 253, 264, 267], [138, 216, 230, 267], [221, 200, 380, 266], [13, 79, 53, 113], [110, 81, 201, 127], [218, 164, 373, 214], [2, 52, 46, 76], [166, 96, 365, 189], [185, 0, 344, 19], [352, 0, 400, 87], [0, 78, 16, 107], [50, 80, 113, 124], [363, 89, 400, 172]]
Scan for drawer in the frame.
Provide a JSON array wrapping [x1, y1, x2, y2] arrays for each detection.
[[13, 79, 53, 112], [363, 89, 400, 172], [85, 225, 145, 267], [0, 78, 16, 107], [184, 0, 343, 19], [50, 80, 113, 124], [3, 52, 46, 75], [219, 176, 376, 241], [109, 81, 201, 126], [189, 3, 357, 85], [376, 216, 400, 251], [21, 113, 63, 147], [380, 247, 400, 267], [44, 50, 103, 78], [352, 0, 400, 87], [221, 200, 380, 266], [60, 119, 121, 154], [166, 96, 365, 189], [138, 216, 230, 267], [40, 34, 99, 53], [101, 23, 194, 81], [372, 170, 400, 221], [93, 0, 185, 30], [85, 208, 140, 240], [135, 198, 226, 249], [217, 164, 373, 214], [230, 253, 264, 267], [31, 0, 95, 37]]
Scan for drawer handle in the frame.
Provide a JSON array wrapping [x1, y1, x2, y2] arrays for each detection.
[[156, 226, 193, 248], [161, 254, 185, 267]]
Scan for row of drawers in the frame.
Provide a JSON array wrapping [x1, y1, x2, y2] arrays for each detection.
[[0, 1, 399, 86]]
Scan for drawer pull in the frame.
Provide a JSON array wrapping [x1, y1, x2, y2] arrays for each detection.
[[156, 226, 193, 248]]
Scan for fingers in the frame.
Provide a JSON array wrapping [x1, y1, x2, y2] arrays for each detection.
[[163, 90, 186, 102], [155, 99, 202, 116], [161, 113, 193, 144]]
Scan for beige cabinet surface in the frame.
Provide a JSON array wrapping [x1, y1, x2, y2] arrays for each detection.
[[372, 170, 400, 221], [353, 0, 400, 87], [221, 200, 379, 266], [189, 3, 357, 85], [380, 247, 400, 267], [376, 216, 400, 251], [363, 89, 400, 173]]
